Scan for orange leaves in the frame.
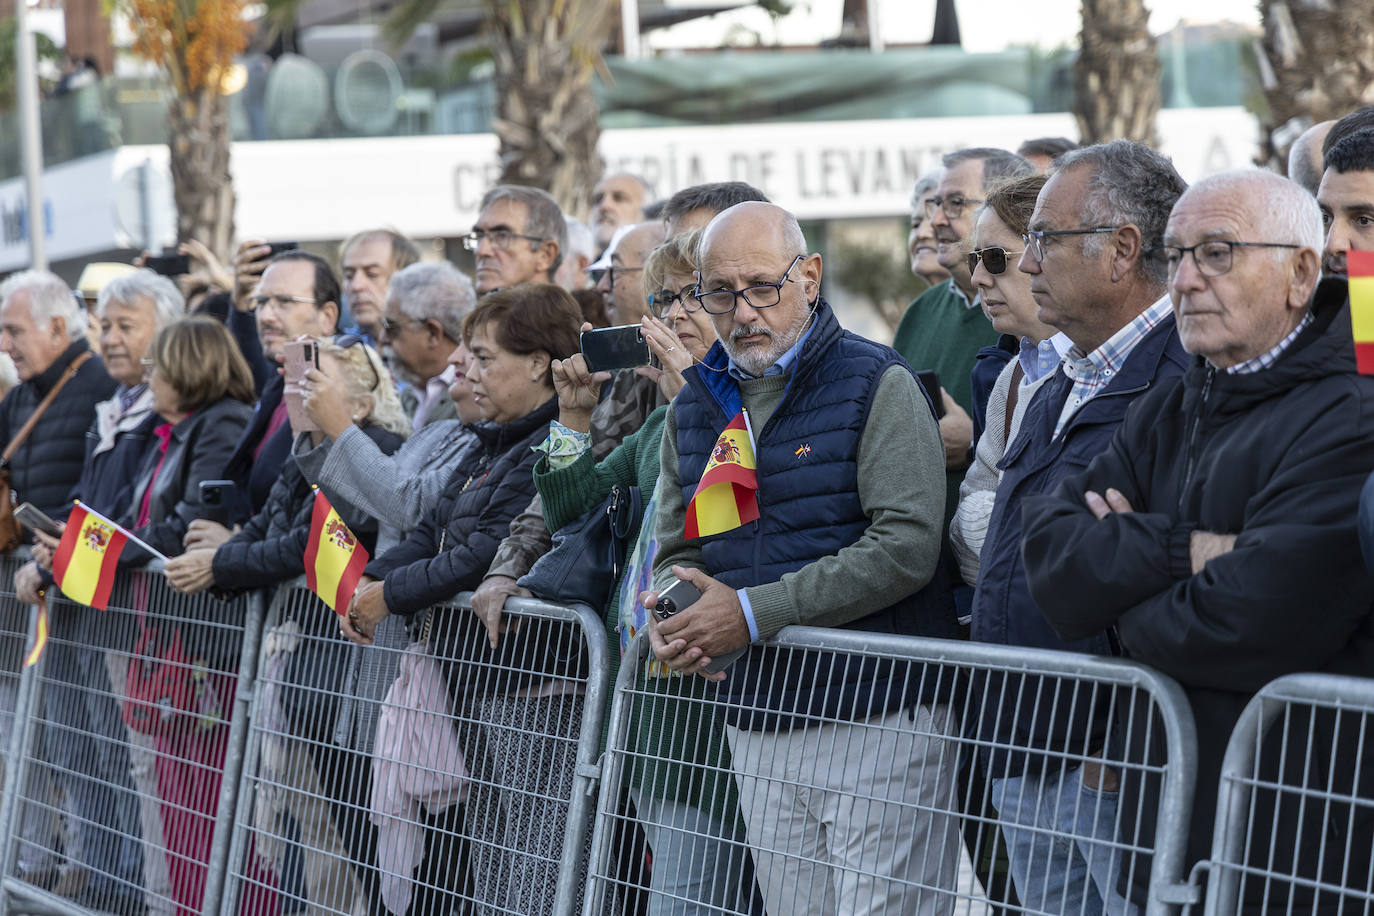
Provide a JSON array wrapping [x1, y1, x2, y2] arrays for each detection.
[[122, 0, 251, 94]]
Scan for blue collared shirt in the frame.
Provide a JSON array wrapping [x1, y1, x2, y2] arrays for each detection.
[[722, 316, 817, 641]]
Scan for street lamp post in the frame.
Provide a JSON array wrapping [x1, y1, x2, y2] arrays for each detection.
[[15, 0, 47, 270]]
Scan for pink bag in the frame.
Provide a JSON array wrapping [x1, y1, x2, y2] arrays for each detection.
[[370, 638, 469, 916]]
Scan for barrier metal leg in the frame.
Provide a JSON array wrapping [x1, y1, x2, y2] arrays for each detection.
[[200, 590, 268, 915], [0, 604, 52, 916]]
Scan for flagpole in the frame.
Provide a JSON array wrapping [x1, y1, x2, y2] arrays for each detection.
[[74, 500, 169, 563]]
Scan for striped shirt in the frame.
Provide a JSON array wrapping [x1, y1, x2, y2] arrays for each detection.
[[1225, 312, 1313, 375], [1055, 295, 1173, 438]]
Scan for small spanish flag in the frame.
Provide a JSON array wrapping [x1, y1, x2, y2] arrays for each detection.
[[52, 503, 129, 611], [304, 488, 369, 615], [1350, 250, 1374, 375], [685, 413, 760, 539]]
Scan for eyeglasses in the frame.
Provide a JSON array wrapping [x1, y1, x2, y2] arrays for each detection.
[[694, 255, 804, 315], [461, 229, 547, 252], [925, 195, 984, 221], [966, 247, 1025, 276], [594, 265, 643, 289], [1021, 227, 1118, 263], [335, 333, 382, 392], [1151, 240, 1302, 278], [140, 357, 156, 378], [649, 285, 703, 319], [380, 315, 420, 338], [249, 294, 318, 312]]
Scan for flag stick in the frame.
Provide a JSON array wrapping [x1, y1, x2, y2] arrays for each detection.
[[73, 500, 169, 563]]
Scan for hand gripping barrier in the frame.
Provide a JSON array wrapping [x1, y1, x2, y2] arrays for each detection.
[[584, 627, 1199, 916], [0, 558, 265, 916], [222, 582, 610, 916], [1198, 673, 1374, 915]]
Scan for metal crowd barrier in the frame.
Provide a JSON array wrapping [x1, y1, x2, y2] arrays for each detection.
[[1197, 673, 1374, 915], [584, 627, 1200, 916], [221, 582, 610, 916], [0, 557, 265, 916]]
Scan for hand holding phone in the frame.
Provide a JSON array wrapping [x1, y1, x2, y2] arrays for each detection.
[[283, 340, 321, 434], [651, 575, 748, 675], [14, 502, 63, 539]]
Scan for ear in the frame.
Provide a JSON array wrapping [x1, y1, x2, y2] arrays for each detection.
[[318, 300, 341, 336], [423, 318, 444, 344], [535, 242, 559, 279], [351, 392, 376, 422], [1287, 247, 1322, 310], [799, 253, 823, 302], [1108, 225, 1145, 283], [527, 349, 551, 383]]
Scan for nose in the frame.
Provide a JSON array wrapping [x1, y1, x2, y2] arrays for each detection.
[[971, 259, 993, 290], [1170, 250, 1207, 294], [929, 205, 950, 229], [733, 295, 762, 326], [465, 355, 480, 384], [1325, 221, 1351, 262], [1017, 247, 1040, 275], [597, 270, 612, 294]]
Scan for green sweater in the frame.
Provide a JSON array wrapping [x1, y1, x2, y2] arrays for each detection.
[[653, 366, 946, 640], [533, 406, 736, 821], [891, 279, 1000, 525]]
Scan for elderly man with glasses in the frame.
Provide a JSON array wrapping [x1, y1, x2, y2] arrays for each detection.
[[642, 200, 962, 916], [1022, 168, 1374, 914], [464, 185, 567, 295], [963, 140, 1187, 915]]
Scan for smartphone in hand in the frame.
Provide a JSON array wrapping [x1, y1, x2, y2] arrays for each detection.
[[14, 502, 62, 538], [283, 339, 321, 434], [582, 325, 651, 373]]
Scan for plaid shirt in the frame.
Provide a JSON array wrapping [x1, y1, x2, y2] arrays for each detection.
[[1225, 312, 1313, 375], [1055, 295, 1173, 437]]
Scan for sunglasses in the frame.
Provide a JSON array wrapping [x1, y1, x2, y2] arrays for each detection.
[[335, 333, 382, 392], [966, 247, 1024, 276]]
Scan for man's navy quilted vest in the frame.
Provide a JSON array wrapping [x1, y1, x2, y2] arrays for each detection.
[[674, 299, 958, 730]]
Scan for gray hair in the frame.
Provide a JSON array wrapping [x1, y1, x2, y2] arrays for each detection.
[[1057, 140, 1188, 278], [386, 261, 476, 342], [909, 168, 943, 213], [98, 269, 184, 329], [1185, 169, 1324, 253], [0, 269, 86, 340], [479, 185, 567, 276], [564, 216, 596, 262], [942, 147, 1035, 191]]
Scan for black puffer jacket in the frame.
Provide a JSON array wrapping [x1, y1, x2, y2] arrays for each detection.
[[0, 340, 116, 523], [212, 423, 402, 592], [366, 397, 557, 615], [1023, 279, 1374, 912]]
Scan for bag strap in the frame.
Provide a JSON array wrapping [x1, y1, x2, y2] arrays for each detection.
[[1002, 361, 1025, 446], [2, 351, 93, 463]]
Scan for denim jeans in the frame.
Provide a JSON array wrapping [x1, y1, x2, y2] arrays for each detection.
[[988, 764, 1138, 916], [629, 790, 754, 916]]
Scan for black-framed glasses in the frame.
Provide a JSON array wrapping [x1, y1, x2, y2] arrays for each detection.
[[1022, 227, 1118, 263], [649, 285, 703, 319], [1150, 240, 1302, 278], [694, 255, 804, 315], [967, 247, 1025, 276], [597, 265, 643, 288], [461, 229, 547, 252], [380, 315, 421, 338], [249, 294, 317, 311], [925, 195, 984, 220], [335, 333, 382, 392]]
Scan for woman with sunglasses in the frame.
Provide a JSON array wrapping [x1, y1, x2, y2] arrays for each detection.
[[950, 173, 1069, 585], [165, 336, 408, 914]]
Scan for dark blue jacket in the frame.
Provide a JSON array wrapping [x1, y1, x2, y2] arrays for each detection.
[[970, 334, 1017, 448], [674, 299, 957, 730], [220, 374, 291, 521], [970, 312, 1187, 773]]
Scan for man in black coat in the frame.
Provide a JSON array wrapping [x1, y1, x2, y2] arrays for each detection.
[[1023, 169, 1374, 914]]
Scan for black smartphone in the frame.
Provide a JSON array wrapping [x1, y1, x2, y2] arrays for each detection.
[[145, 249, 191, 277], [916, 370, 946, 419], [14, 502, 63, 538], [653, 578, 701, 621], [266, 241, 299, 257], [581, 325, 651, 373], [198, 480, 236, 526]]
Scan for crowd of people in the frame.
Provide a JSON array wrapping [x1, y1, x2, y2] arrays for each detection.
[[0, 108, 1373, 916]]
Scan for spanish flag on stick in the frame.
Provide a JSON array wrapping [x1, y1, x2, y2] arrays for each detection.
[[52, 502, 131, 611], [304, 487, 369, 615], [1350, 250, 1374, 375], [685, 412, 760, 539]]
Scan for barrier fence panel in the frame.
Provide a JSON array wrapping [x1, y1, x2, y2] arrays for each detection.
[[0, 560, 264, 916], [1201, 673, 1374, 915], [585, 627, 1199, 916], [223, 585, 610, 916]]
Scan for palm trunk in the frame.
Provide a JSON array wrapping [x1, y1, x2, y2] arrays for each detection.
[[1074, 0, 1161, 145], [484, 0, 614, 214], [167, 87, 234, 262], [1257, 1, 1374, 171]]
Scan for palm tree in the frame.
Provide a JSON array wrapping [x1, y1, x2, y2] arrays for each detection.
[[121, 0, 251, 261], [1074, 0, 1160, 145], [1256, 1, 1374, 171]]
